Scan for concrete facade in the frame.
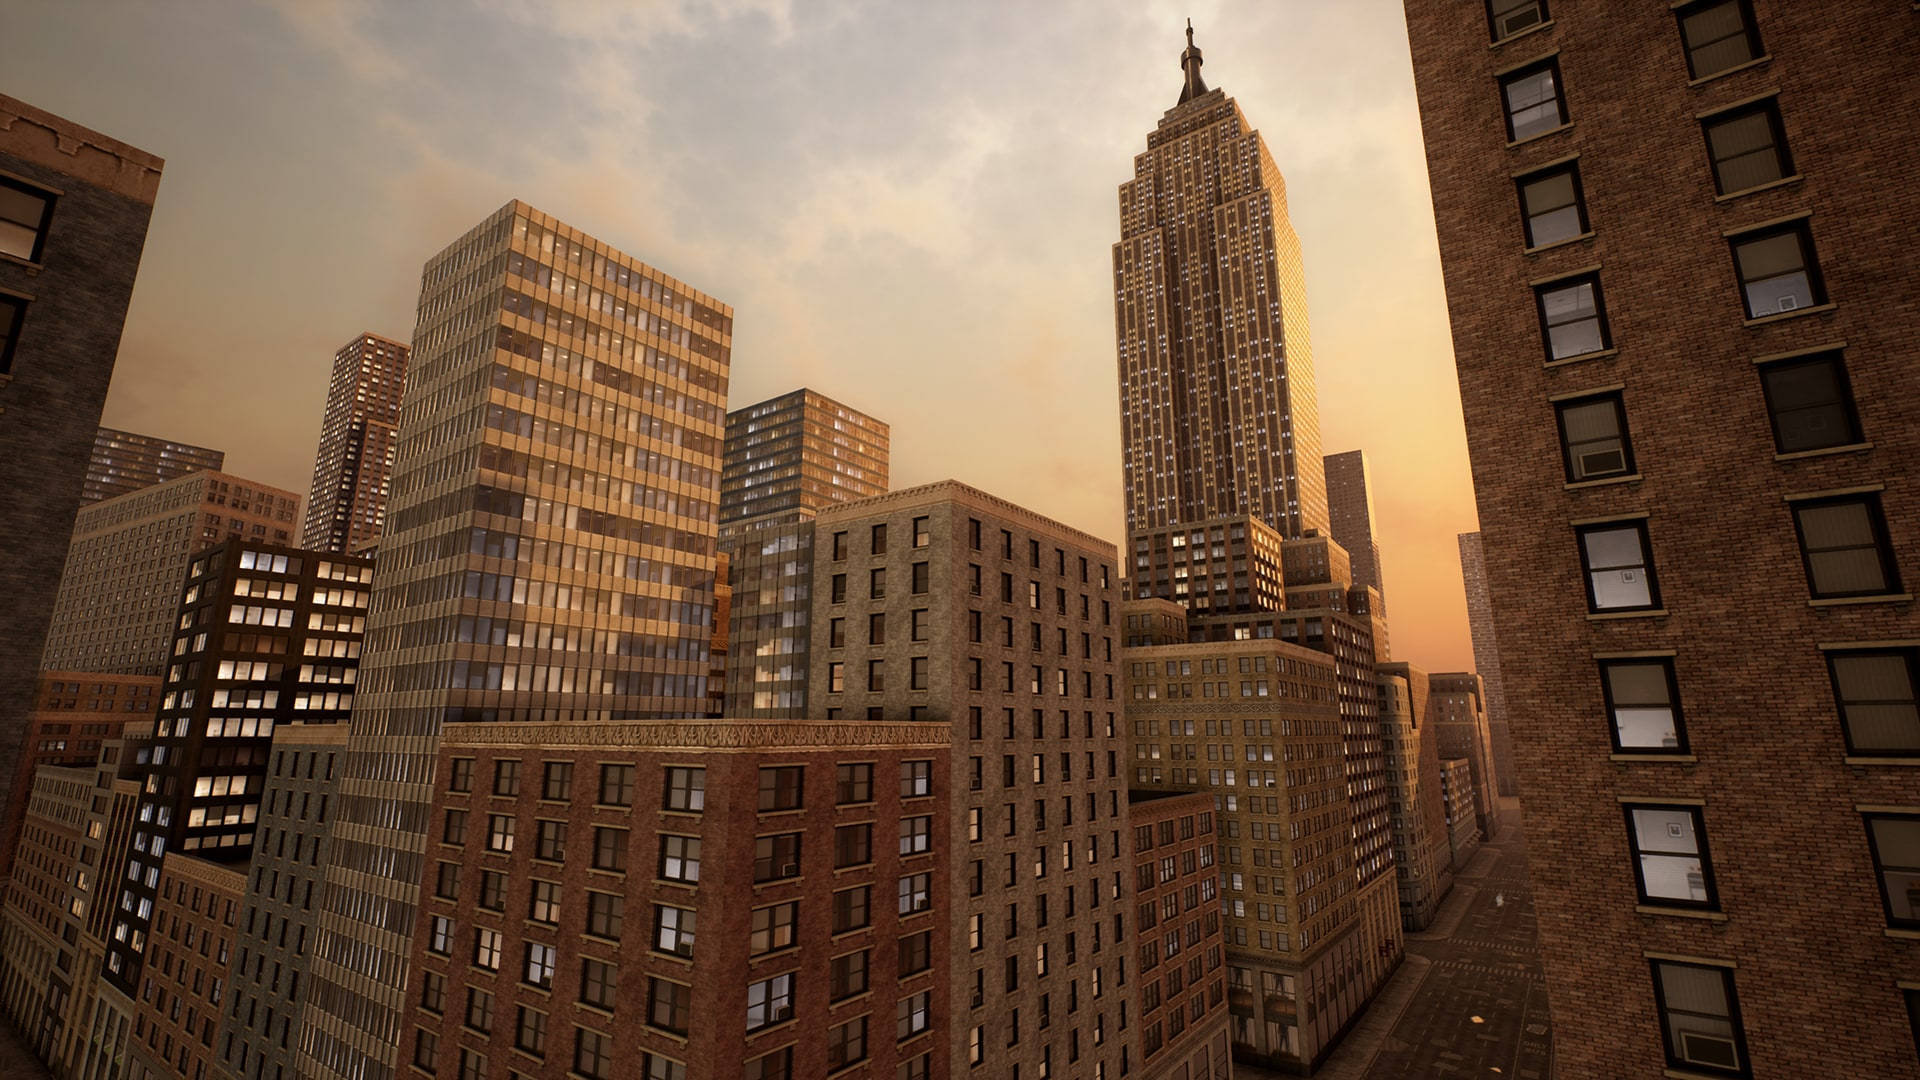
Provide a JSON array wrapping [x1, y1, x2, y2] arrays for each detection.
[[85, 428, 225, 505]]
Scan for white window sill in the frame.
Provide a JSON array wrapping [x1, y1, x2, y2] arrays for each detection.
[[1743, 302, 1836, 328]]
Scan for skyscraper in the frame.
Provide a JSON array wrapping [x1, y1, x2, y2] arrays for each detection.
[[1407, 4, 1920, 1076], [1323, 450, 1386, 603], [303, 331, 410, 553], [1114, 26, 1328, 541], [83, 427, 225, 504], [1456, 532, 1516, 796], [299, 201, 731, 1080], [0, 94, 163, 884]]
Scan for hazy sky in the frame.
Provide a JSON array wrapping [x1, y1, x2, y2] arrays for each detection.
[[9, 0, 1482, 671]]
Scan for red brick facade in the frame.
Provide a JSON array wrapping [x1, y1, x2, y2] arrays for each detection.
[[1129, 790, 1231, 1079], [126, 854, 243, 1080]]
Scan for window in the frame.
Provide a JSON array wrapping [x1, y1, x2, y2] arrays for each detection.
[[0, 294, 26, 375], [868, 659, 885, 692], [1535, 274, 1610, 361], [1702, 99, 1791, 195], [898, 872, 932, 915], [574, 1029, 612, 1080], [911, 562, 929, 593], [900, 816, 932, 855], [492, 759, 521, 796], [1555, 392, 1635, 482], [829, 618, 846, 647], [1674, 0, 1762, 80], [664, 767, 705, 811], [442, 808, 467, 845], [660, 834, 701, 882], [580, 958, 617, 1010], [1600, 658, 1687, 753], [1576, 520, 1660, 612], [833, 531, 848, 560], [831, 574, 847, 603], [751, 902, 798, 955], [870, 568, 886, 600], [869, 611, 886, 645], [479, 872, 505, 911], [448, 758, 474, 793], [747, 973, 795, 1031], [829, 662, 845, 693], [524, 942, 556, 987], [1650, 960, 1748, 1076], [528, 880, 561, 924], [644, 1056, 687, 1080], [434, 861, 460, 899], [654, 904, 694, 956], [1500, 57, 1565, 142], [515, 1006, 547, 1058], [1864, 814, 1920, 929], [534, 819, 565, 861], [465, 987, 495, 1033], [0, 176, 55, 262], [473, 928, 503, 970], [648, 978, 691, 1034], [831, 949, 869, 1000], [1485, 0, 1546, 41], [897, 990, 930, 1040], [592, 826, 627, 872], [746, 1048, 793, 1080], [828, 1016, 868, 1071], [754, 833, 802, 882], [758, 766, 804, 811], [1828, 648, 1920, 756], [833, 885, 871, 933], [913, 608, 930, 641], [1517, 163, 1588, 248], [836, 823, 873, 868], [898, 930, 932, 976], [486, 814, 515, 853], [969, 518, 982, 549], [414, 1029, 439, 1073], [901, 760, 932, 798], [837, 762, 874, 804], [421, 970, 446, 1011], [1757, 352, 1861, 454], [910, 657, 928, 690], [540, 761, 573, 801], [913, 516, 931, 547], [1790, 494, 1899, 600], [1730, 221, 1824, 319], [871, 524, 888, 556], [1624, 804, 1718, 908], [598, 764, 634, 807]]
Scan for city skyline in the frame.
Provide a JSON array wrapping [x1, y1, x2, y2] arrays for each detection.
[[3, 0, 1481, 672]]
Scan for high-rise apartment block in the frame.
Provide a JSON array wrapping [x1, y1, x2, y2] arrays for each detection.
[[404, 719, 948, 1080], [0, 94, 163, 895], [720, 387, 889, 534], [811, 480, 1129, 1080], [720, 388, 890, 720], [303, 331, 410, 554], [1407, 4, 1920, 1075], [1456, 532, 1516, 796], [39, 470, 301, 676], [84, 427, 226, 505], [301, 201, 731, 1080], [105, 540, 370, 994]]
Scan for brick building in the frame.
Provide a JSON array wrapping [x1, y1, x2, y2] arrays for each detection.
[[404, 719, 948, 1080], [39, 471, 302, 676], [85, 427, 225, 505], [1456, 533, 1517, 796], [0, 763, 94, 1059], [1406, 3, 1920, 1074], [1323, 451, 1389, 653], [1129, 790, 1231, 1080], [0, 672, 156, 882], [301, 332, 409, 554], [1437, 759, 1481, 873], [123, 853, 244, 1080], [0, 94, 163, 894], [810, 480, 1129, 1080], [1428, 672, 1500, 840], [1376, 664, 1451, 931]]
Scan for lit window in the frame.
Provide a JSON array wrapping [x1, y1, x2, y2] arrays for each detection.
[[1623, 804, 1718, 908], [1575, 520, 1660, 612], [1500, 58, 1566, 141], [1730, 221, 1824, 319], [1535, 274, 1610, 361], [1516, 163, 1588, 248]]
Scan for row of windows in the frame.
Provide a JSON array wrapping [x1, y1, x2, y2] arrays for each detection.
[[446, 758, 935, 809], [1489, 0, 1765, 87]]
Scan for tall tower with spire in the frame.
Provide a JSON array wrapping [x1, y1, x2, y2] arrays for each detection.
[[1114, 23, 1329, 540]]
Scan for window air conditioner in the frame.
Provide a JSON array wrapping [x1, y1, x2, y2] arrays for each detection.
[[1777, 295, 1798, 313], [1578, 448, 1626, 477], [780, 863, 798, 876], [1499, 5, 1543, 37], [675, 942, 693, 957], [1678, 1031, 1740, 1071]]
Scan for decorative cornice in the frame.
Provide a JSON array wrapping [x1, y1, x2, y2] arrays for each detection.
[[439, 719, 949, 753], [0, 93, 163, 204], [161, 852, 247, 894], [816, 480, 1116, 557]]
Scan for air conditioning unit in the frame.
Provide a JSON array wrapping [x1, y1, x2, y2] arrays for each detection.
[[1577, 448, 1626, 477], [780, 863, 798, 876], [1776, 295, 1798, 313], [1679, 1031, 1740, 1071], [674, 942, 693, 957], [1498, 3, 1543, 37]]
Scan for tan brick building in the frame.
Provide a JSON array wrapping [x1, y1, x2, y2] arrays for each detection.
[[1407, 2, 1920, 1075]]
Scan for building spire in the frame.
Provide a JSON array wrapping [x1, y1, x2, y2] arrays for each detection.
[[1178, 19, 1208, 104]]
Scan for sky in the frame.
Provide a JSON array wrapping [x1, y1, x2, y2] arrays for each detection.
[[8, 0, 1483, 672]]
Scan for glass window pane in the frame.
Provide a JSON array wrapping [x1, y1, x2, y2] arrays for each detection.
[[1736, 232, 1804, 280], [1870, 817, 1920, 924], [1583, 526, 1645, 571]]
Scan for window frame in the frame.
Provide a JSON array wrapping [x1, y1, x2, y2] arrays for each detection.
[[1674, 0, 1764, 81], [1648, 959, 1751, 1077], [1826, 647, 1920, 757], [1534, 272, 1612, 363], [1485, 0, 1548, 43], [1574, 519, 1661, 613], [1498, 56, 1567, 143], [1598, 656, 1689, 755], [0, 175, 56, 264], [1755, 351, 1863, 455], [1622, 803, 1720, 910], [1701, 97, 1793, 196], [1515, 161, 1590, 249], [1789, 493, 1900, 600], [1863, 813, 1920, 930], [1728, 220, 1826, 320], [1553, 391, 1636, 483]]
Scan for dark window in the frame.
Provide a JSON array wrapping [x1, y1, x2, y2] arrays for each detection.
[[1730, 221, 1824, 319], [1554, 392, 1635, 482], [1500, 58, 1566, 142], [1906, 988, 1920, 1062], [1485, 0, 1546, 41], [1575, 520, 1660, 612], [828, 1016, 868, 1071], [663, 766, 705, 811], [833, 886, 871, 933], [835, 823, 872, 868], [754, 833, 802, 882], [492, 759, 520, 797], [829, 618, 846, 648], [1757, 352, 1862, 454], [1703, 99, 1791, 195], [1599, 658, 1687, 753], [597, 764, 634, 807], [647, 978, 691, 1035], [591, 826, 627, 872], [1675, 0, 1763, 80], [869, 612, 886, 645], [1535, 274, 1610, 361], [745, 1048, 792, 1080], [910, 656, 928, 690], [898, 930, 932, 976], [831, 949, 869, 1000], [1826, 648, 1920, 756], [580, 958, 617, 1010], [969, 518, 982, 550], [586, 891, 624, 940], [540, 761, 572, 801], [870, 567, 886, 600], [836, 762, 874, 804], [751, 901, 798, 955], [832, 531, 848, 560], [871, 524, 887, 555], [911, 562, 929, 593], [574, 1031, 611, 1080], [1623, 804, 1718, 909], [1864, 813, 1920, 930], [1517, 163, 1588, 248], [0, 176, 56, 263], [757, 766, 804, 812], [831, 574, 847, 603], [448, 758, 474, 793], [1791, 494, 1899, 600], [1649, 960, 1749, 1076]]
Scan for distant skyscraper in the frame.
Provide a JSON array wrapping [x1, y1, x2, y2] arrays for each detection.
[[720, 388, 890, 718], [39, 470, 301, 675], [1324, 450, 1387, 606], [1409, 5, 1920, 1076], [1456, 532, 1515, 796], [303, 331, 409, 553], [719, 387, 889, 533], [83, 427, 225, 504], [299, 202, 731, 1080], [0, 94, 163, 889], [1114, 26, 1328, 540]]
